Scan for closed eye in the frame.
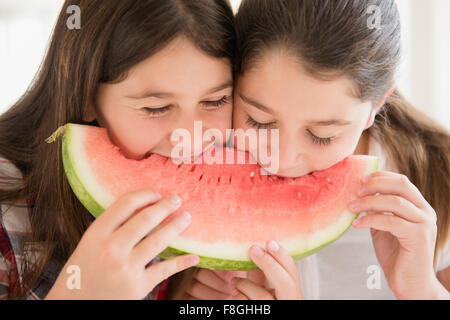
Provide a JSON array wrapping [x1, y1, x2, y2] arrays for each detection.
[[143, 105, 172, 116], [307, 130, 334, 146], [201, 95, 230, 109], [246, 114, 276, 129]]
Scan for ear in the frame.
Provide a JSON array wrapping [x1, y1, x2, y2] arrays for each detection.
[[364, 83, 396, 130], [82, 104, 97, 123]]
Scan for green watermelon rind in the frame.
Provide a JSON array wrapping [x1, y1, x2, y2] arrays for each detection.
[[62, 124, 105, 218], [159, 214, 355, 270], [62, 123, 379, 271], [159, 157, 379, 270]]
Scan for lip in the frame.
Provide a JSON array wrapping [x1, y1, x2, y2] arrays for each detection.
[[259, 165, 314, 178]]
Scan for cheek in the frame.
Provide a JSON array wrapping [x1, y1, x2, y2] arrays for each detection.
[[214, 104, 233, 130], [232, 108, 247, 129], [98, 103, 166, 159], [201, 105, 233, 145], [310, 127, 364, 170], [232, 107, 250, 132], [231, 108, 253, 151], [108, 121, 165, 159]]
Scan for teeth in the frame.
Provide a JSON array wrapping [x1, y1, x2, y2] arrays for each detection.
[[172, 143, 216, 163], [259, 167, 273, 176]]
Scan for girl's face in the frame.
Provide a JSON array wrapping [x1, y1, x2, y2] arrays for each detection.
[[233, 49, 378, 178], [88, 37, 233, 160]]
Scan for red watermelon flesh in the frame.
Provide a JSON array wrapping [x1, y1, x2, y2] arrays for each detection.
[[60, 123, 379, 270]]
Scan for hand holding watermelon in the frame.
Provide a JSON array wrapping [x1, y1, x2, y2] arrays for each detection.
[[349, 171, 445, 299], [234, 241, 303, 300], [52, 124, 380, 271], [185, 240, 303, 300], [183, 269, 248, 300], [45, 189, 200, 300]]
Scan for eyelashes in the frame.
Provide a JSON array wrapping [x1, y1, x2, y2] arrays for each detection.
[[202, 95, 230, 108], [142, 95, 230, 116], [306, 130, 333, 146], [245, 115, 275, 129], [245, 114, 334, 146], [143, 105, 172, 116]]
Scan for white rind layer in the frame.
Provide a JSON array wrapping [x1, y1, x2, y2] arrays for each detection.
[[70, 125, 116, 209], [170, 210, 357, 261], [62, 123, 379, 269]]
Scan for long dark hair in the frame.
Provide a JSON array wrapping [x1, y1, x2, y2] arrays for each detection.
[[0, 0, 236, 299], [234, 0, 449, 269]]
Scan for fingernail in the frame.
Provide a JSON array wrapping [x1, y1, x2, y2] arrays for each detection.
[[155, 192, 162, 199], [180, 211, 191, 224], [268, 240, 279, 253], [349, 200, 360, 211], [188, 255, 200, 265], [357, 187, 365, 196], [234, 271, 247, 278], [361, 175, 370, 183], [171, 195, 181, 206], [251, 245, 264, 257]]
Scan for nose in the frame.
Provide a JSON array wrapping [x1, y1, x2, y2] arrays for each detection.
[[277, 143, 302, 172], [272, 130, 305, 174], [168, 111, 211, 156]]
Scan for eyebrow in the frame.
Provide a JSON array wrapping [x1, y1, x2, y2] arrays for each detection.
[[239, 93, 353, 126], [239, 94, 274, 114], [307, 119, 353, 126], [206, 81, 233, 95], [126, 81, 233, 100]]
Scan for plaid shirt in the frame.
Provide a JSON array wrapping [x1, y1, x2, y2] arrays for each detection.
[[0, 157, 168, 300]]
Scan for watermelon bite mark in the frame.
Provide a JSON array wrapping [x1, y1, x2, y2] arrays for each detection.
[[57, 123, 379, 270]]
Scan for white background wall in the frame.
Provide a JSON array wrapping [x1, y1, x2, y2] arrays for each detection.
[[0, 0, 449, 130]]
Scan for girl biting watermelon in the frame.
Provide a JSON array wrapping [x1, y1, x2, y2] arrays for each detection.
[[181, 0, 450, 300]]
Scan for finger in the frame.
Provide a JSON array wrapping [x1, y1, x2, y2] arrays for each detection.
[[363, 211, 379, 237], [265, 240, 300, 283], [113, 195, 182, 248], [248, 245, 292, 296], [186, 280, 235, 300], [352, 212, 415, 239], [247, 269, 267, 287], [184, 293, 199, 300], [131, 211, 192, 266], [235, 279, 274, 300], [212, 270, 247, 283], [93, 189, 162, 234], [144, 255, 199, 293], [231, 293, 249, 300], [194, 269, 239, 295], [359, 172, 429, 209], [348, 194, 426, 223]]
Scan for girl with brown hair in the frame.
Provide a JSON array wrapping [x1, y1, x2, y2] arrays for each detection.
[[182, 0, 450, 299], [0, 0, 236, 299]]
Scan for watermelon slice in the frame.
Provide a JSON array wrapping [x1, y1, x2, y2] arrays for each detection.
[[52, 123, 378, 270]]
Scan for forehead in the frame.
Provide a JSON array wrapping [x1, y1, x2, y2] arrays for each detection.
[[237, 49, 364, 116], [120, 37, 232, 95]]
